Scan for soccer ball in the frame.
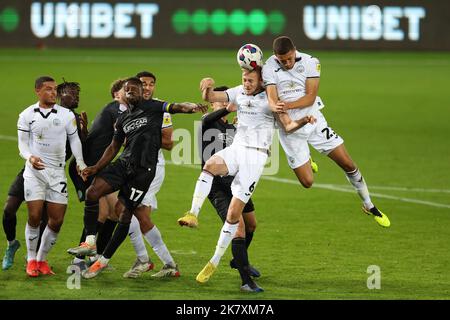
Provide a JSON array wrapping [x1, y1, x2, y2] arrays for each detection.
[[237, 44, 263, 71]]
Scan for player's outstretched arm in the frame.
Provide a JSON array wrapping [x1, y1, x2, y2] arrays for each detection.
[[82, 139, 121, 178], [200, 78, 228, 103], [275, 112, 316, 133], [170, 102, 208, 114]]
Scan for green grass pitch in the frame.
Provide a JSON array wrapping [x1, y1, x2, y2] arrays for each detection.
[[0, 49, 449, 300]]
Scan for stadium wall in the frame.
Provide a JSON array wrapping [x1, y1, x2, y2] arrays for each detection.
[[0, 0, 449, 50]]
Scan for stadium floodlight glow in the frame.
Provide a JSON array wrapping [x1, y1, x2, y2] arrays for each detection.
[[171, 9, 190, 34], [0, 7, 20, 32], [248, 9, 267, 36], [210, 9, 228, 35], [268, 10, 286, 34], [171, 9, 286, 35], [191, 9, 209, 35], [228, 9, 247, 35]]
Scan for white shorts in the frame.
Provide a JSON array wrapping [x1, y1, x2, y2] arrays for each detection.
[[214, 144, 268, 203], [23, 162, 68, 204], [140, 164, 165, 209], [279, 110, 344, 169]]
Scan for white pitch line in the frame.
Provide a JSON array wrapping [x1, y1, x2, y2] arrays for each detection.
[[0, 134, 17, 141], [167, 161, 450, 210], [0, 133, 448, 209], [313, 184, 450, 194], [261, 176, 450, 209]]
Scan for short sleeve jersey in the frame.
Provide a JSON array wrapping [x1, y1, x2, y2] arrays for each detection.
[[113, 99, 171, 169], [262, 51, 324, 120], [17, 103, 77, 169], [226, 85, 275, 149]]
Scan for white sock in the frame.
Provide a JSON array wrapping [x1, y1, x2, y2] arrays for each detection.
[[73, 257, 84, 264], [189, 171, 214, 216], [89, 254, 100, 263], [129, 215, 149, 263], [98, 256, 110, 265], [25, 223, 40, 261], [210, 221, 239, 267], [144, 226, 175, 267], [85, 235, 96, 246], [36, 226, 58, 262], [345, 169, 374, 209]]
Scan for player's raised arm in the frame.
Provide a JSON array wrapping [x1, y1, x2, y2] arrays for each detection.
[[200, 78, 228, 103], [265, 85, 284, 113], [275, 112, 316, 133]]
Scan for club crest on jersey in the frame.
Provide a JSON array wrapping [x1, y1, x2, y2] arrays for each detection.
[[295, 64, 305, 73], [53, 118, 61, 126], [123, 117, 147, 133]]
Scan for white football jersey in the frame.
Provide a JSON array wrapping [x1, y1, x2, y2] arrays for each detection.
[[226, 85, 275, 149], [17, 103, 78, 169], [263, 51, 325, 120], [157, 112, 172, 166]]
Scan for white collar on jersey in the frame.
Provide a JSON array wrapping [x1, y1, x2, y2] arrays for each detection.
[[119, 104, 128, 112], [275, 50, 302, 70]]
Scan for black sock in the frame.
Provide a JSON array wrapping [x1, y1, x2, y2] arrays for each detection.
[[102, 222, 129, 260], [231, 237, 252, 286], [84, 200, 99, 236], [96, 221, 104, 233], [2, 212, 17, 242], [96, 219, 117, 255], [245, 231, 254, 249]]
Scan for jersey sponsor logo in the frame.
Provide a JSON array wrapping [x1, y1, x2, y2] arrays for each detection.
[[123, 117, 147, 133]]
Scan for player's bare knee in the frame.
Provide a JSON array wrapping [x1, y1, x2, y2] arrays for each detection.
[[48, 220, 62, 233], [203, 160, 217, 175], [85, 186, 100, 202], [27, 216, 41, 228], [119, 211, 132, 224], [299, 177, 314, 188], [246, 224, 256, 233]]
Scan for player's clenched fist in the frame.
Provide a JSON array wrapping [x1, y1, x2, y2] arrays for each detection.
[[200, 78, 215, 92], [29, 155, 45, 170]]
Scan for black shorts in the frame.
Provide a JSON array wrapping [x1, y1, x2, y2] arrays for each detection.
[[97, 160, 156, 211], [68, 159, 93, 202], [7, 168, 25, 201], [208, 176, 255, 223]]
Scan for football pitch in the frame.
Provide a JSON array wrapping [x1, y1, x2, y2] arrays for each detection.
[[0, 48, 449, 300]]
